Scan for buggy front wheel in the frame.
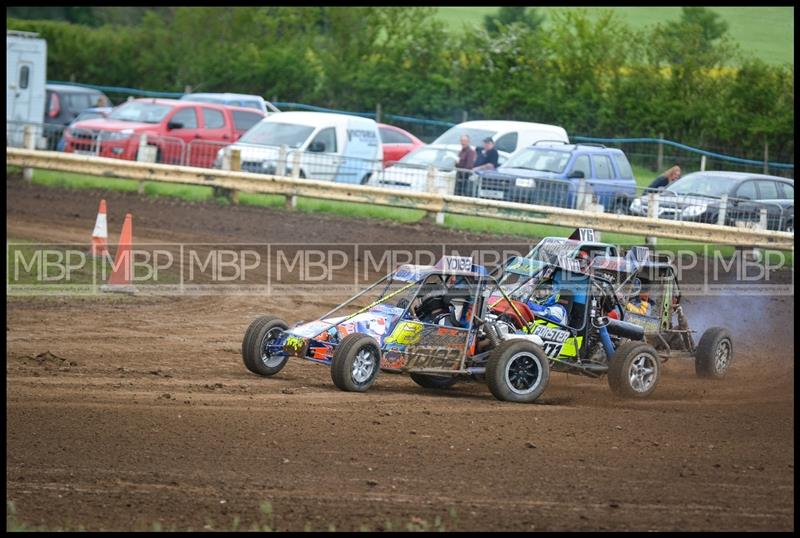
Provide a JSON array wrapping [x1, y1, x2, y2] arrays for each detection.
[[242, 316, 290, 376], [486, 340, 550, 403], [608, 341, 661, 398]]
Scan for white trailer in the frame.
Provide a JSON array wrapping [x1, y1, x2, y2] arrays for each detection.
[[7, 30, 47, 148]]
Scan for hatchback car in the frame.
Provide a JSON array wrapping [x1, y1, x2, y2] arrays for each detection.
[[629, 171, 794, 232], [461, 142, 638, 213], [378, 123, 425, 167], [44, 84, 111, 150]]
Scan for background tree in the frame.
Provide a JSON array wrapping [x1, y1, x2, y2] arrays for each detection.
[[484, 7, 545, 36]]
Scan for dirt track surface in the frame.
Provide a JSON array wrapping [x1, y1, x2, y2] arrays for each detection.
[[6, 178, 795, 531]]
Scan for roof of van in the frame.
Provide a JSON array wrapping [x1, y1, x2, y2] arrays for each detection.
[[263, 111, 377, 126], [46, 84, 106, 94], [456, 120, 566, 133]]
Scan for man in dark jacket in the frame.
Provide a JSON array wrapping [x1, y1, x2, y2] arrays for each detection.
[[473, 137, 499, 171]]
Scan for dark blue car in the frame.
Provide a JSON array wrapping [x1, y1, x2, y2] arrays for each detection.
[[459, 142, 638, 213]]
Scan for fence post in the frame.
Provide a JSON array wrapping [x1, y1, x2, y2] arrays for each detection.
[[657, 133, 664, 172], [424, 166, 445, 225], [277, 144, 287, 177], [576, 177, 587, 210], [184, 85, 192, 95], [461, 110, 468, 123], [646, 192, 659, 246], [375, 103, 382, 124], [717, 194, 728, 226], [22, 125, 35, 182], [291, 151, 302, 179], [763, 141, 769, 174], [700, 155, 706, 171]]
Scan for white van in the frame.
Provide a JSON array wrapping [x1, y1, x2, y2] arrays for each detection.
[[219, 111, 383, 184], [431, 120, 569, 157], [7, 31, 47, 148], [371, 119, 569, 194]]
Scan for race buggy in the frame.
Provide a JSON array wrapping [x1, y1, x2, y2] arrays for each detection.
[[242, 255, 558, 403], [589, 247, 734, 381], [491, 243, 733, 398]]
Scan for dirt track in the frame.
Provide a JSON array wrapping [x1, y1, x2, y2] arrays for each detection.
[[6, 177, 795, 531]]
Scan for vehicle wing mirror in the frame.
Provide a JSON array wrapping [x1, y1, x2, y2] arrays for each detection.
[[568, 170, 585, 179], [309, 141, 325, 152], [167, 121, 183, 130]]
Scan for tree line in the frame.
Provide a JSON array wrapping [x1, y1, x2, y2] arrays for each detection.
[[7, 7, 794, 163]]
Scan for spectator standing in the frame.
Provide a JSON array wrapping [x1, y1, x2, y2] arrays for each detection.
[[473, 137, 499, 171], [647, 165, 681, 191], [456, 135, 477, 179]]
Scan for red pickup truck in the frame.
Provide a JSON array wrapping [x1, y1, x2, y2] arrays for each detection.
[[63, 98, 265, 168]]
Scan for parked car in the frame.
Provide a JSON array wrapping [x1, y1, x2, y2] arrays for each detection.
[[180, 92, 279, 115], [55, 106, 112, 151], [217, 111, 383, 184], [378, 123, 424, 167], [629, 171, 795, 232], [462, 142, 638, 213], [44, 83, 111, 150], [63, 98, 265, 167]]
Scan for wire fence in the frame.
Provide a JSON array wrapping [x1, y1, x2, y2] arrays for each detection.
[[45, 81, 793, 176], [9, 119, 794, 234]]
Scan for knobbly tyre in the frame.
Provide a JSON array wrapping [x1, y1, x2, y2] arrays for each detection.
[[242, 256, 556, 403], [590, 246, 734, 383]]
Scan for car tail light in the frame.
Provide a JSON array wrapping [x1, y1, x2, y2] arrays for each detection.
[[48, 93, 61, 118]]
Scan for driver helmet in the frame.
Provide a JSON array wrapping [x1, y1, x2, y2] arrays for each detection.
[[541, 303, 568, 325]]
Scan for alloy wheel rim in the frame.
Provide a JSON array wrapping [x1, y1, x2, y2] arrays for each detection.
[[352, 348, 376, 384], [628, 353, 657, 393], [260, 328, 284, 368], [505, 352, 543, 395], [714, 339, 732, 373]]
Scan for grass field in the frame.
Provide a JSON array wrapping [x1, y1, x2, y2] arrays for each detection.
[[434, 7, 794, 66]]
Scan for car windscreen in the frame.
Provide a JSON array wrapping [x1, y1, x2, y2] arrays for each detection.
[[75, 111, 106, 122], [238, 121, 315, 148], [398, 147, 458, 169], [108, 102, 172, 124], [666, 174, 738, 198], [503, 148, 571, 173], [432, 127, 496, 146]]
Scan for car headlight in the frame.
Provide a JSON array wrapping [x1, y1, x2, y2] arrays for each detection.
[[630, 197, 643, 213], [102, 129, 134, 141], [515, 178, 535, 188], [681, 204, 707, 218]]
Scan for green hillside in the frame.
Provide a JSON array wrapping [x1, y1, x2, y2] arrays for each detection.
[[435, 7, 794, 65]]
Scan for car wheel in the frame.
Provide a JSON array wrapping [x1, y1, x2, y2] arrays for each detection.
[[694, 327, 733, 379], [607, 341, 661, 398], [409, 372, 458, 389], [242, 315, 290, 376], [330, 333, 381, 392], [612, 198, 630, 215], [485, 339, 550, 403]]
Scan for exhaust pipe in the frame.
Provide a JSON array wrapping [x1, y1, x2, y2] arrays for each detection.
[[605, 319, 645, 341]]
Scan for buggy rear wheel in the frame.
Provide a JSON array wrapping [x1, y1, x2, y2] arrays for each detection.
[[410, 373, 458, 389], [330, 333, 381, 392], [486, 340, 550, 403], [694, 327, 733, 379], [608, 341, 661, 398], [242, 316, 289, 376]]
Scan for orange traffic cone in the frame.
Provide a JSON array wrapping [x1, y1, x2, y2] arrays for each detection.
[[90, 199, 109, 257], [101, 213, 137, 294]]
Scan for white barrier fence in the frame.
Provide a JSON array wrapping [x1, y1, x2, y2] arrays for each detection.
[[6, 147, 793, 251]]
